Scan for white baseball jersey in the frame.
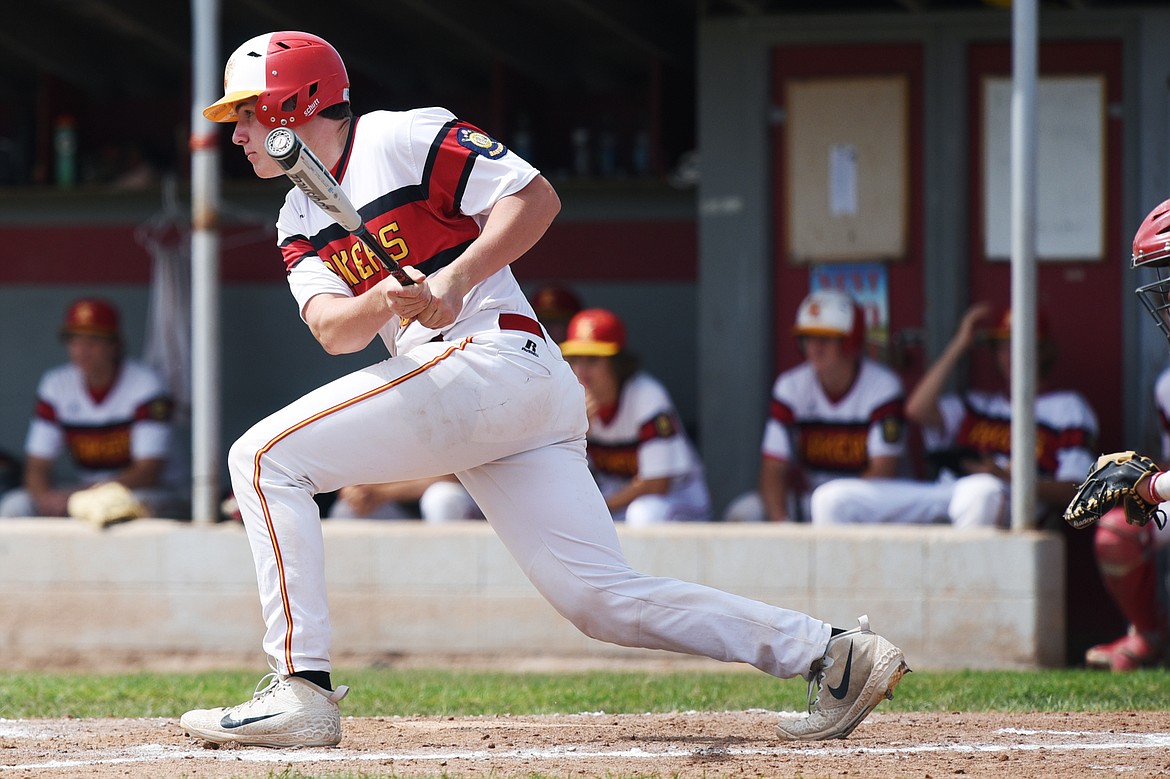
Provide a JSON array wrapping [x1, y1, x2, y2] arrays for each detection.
[[231, 108, 830, 681], [812, 387, 1098, 529], [762, 358, 906, 492], [924, 388, 1098, 482], [586, 371, 709, 521], [24, 359, 173, 485], [280, 109, 540, 356]]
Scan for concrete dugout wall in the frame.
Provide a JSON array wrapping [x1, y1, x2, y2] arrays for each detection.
[[0, 521, 1064, 671]]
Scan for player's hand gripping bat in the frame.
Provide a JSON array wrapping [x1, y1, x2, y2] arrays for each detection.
[[264, 127, 414, 287]]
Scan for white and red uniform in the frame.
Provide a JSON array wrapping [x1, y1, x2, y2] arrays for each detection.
[[586, 371, 710, 525], [764, 360, 906, 490], [726, 358, 906, 522], [231, 108, 830, 679], [812, 387, 1098, 527], [0, 359, 180, 517]]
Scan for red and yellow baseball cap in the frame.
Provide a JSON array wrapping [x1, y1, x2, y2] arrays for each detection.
[[60, 298, 121, 340], [559, 308, 626, 357]]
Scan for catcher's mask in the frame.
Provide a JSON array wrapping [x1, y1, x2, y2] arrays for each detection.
[[1133, 197, 1170, 346]]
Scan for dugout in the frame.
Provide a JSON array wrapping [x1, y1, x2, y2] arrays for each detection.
[[1, 1, 1169, 667], [695, 2, 1170, 662]]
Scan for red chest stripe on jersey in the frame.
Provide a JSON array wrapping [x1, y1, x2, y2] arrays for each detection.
[[589, 441, 640, 478], [63, 422, 134, 471], [796, 421, 870, 473], [425, 120, 481, 213]]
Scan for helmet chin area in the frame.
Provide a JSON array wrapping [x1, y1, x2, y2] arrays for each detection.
[[1136, 273, 1170, 346]]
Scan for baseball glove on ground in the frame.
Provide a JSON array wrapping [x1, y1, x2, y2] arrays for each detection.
[[1063, 451, 1164, 530], [67, 482, 148, 528]]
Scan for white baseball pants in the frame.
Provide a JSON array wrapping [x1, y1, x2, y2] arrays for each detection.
[[228, 311, 829, 681], [810, 474, 1009, 528]]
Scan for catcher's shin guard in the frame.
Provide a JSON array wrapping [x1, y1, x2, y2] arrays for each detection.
[[1094, 507, 1166, 637]]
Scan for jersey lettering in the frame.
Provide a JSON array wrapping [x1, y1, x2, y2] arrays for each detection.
[[798, 423, 870, 473], [590, 441, 639, 478], [64, 424, 133, 470]]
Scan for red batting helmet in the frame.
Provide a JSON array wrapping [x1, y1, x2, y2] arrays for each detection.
[[559, 308, 627, 357], [203, 31, 350, 126], [1133, 198, 1170, 346], [793, 289, 865, 352], [60, 298, 121, 340]]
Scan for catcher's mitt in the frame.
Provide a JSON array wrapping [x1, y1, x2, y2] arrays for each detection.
[[1063, 451, 1165, 530], [67, 482, 148, 528]]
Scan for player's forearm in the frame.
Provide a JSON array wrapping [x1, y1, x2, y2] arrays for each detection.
[[861, 456, 899, 479], [305, 292, 390, 354], [759, 459, 790, 521], [906, 340, 965, 425], [605, 476, 671, 511]]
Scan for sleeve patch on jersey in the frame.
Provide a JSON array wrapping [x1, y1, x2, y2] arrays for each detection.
[[457, 128, 508, 159], [652, 413, 677, 439], [139, 397, 174, 423], [882, 416, 905, 444]]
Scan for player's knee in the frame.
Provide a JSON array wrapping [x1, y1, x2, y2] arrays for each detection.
[[1095, 506, 1153, 577], [226, 435, 258, 483], [420, 480, 477, 522], [948, 473, 1007, 528], [624, 495, 671, 527], [809, 480, 854, 525]]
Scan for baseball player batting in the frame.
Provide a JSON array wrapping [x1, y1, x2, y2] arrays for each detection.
[[179, 30, 908, 748]]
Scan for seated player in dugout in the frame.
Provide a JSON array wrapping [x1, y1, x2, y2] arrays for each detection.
[[0, 298, 185, 520], [723, 288, 907, 522], [559, 308, 712, 525], [810, 302, 1098, 528], [529, 284, 583, 345]]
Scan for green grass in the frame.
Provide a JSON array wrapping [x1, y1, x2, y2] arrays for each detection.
[[1, 666, 1168, 720]]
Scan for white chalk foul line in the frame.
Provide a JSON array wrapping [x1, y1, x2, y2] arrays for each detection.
[[3, 729, 1170, 771]]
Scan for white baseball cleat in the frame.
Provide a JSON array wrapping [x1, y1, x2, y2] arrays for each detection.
[[775, 614, 909, 740], [180, 673, 349, 747]]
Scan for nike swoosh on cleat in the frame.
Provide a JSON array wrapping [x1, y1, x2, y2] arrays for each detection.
[[219, 712, 284, 729], [827, 642, 854, 700]]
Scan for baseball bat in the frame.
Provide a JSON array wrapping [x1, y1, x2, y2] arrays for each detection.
[[264, 127, 414, 286]]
